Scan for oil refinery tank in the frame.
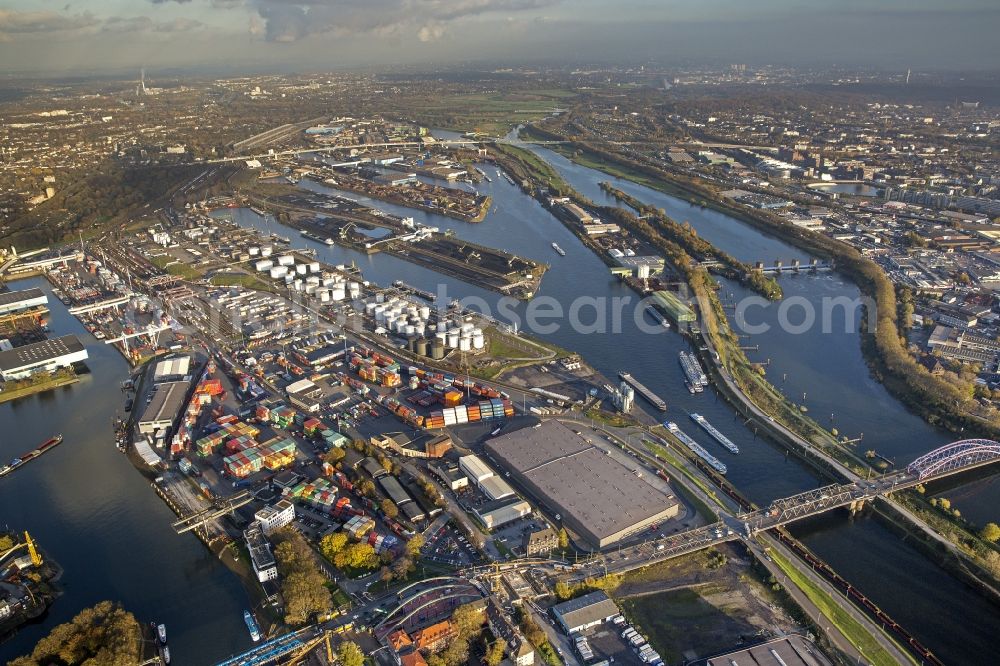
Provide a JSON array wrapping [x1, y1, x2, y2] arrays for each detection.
[[415, 338, 429, 357], [431, 339, 445, 360]]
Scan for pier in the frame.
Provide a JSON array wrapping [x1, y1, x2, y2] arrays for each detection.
[[619, 371, 667, 410]]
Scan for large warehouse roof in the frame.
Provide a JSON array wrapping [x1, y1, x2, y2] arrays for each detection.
[[484, 420, 679, 548], [0, 335, 85, 374], [0, 288, 47, 315], [138, 381, 188, 432]]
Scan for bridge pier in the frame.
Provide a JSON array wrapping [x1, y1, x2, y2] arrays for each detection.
[[848, 499, 867, 515]]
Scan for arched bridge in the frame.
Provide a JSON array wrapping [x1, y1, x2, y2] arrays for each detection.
[[906, 439, 1000, 481]]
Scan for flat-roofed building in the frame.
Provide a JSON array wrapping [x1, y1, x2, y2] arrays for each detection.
[[153, 355, 191, 382], [0, 334, 87, 381], [137, 380, 188, 435], [256, 499, 295, 535], [706, 636, 833, 666], [0, 288, 47, 316], [244, 523, 278, 582], [551, 591, 620, 634], [475, 498, 532, 530], [484, 420, 680, 549]]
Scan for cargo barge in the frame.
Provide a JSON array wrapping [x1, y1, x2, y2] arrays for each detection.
[[0, 434, 64, 477], [679, 351, 707, 393], [619, 371, 667, 411], [664, 422, 727, 474], [392, 280, 437, 302], [645, 305, 670, 328], [690, 413, 739, 454], [551, 242, 566, 256], [300, 230, 335, 246]]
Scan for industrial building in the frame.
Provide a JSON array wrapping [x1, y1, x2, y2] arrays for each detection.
[[0, 288, 47, 316], [484, 421, 680, 549], [244, 523, 278, 582], [153, 355, 191, 382], [475, 498, 532, 530], [480, 475, 516, 501], [0, 334, 88, 381], [137, 381, 189, 435], [705, 636, 833, 666], [550, 591, 620, 634]]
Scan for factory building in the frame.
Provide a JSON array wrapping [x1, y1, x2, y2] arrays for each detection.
[[0, 288, 47, 316], [255, 499, 295, 535], [475, 498, 532, 530], [484, 421, 680, 549], [551, 591, 620, 634], [0, 335, 88, 381], [137, 381, 188, 435]]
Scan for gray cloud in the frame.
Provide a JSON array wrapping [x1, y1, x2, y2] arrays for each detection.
[[149, 0, 558, 42], [102, 16, 205, 34], [0, 9, 99, 35]]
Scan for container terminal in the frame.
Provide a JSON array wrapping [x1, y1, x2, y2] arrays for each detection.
[[619, 371, 667, 410], [690, 413, 739, 454], [664, 421, 727, 474], [679, 351, 708, 393]]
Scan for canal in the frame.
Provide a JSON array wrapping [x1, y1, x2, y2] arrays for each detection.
[[239, 130, 1000, 663], [0, 277, 251, 664]]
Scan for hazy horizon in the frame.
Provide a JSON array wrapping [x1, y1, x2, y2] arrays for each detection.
[[1, 1, 999, 76]]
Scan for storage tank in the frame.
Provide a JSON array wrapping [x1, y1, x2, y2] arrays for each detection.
[[309, 261, 320, 273], [260, 246, 273, 257], [415, 338, 429, 357], [405, 324, 416, 336], [447, 331, 460, 348], [419, 305, 431, 320], [277, 254, 295, 266], [461, 322, 475, 334], [458, 336, 472, 352], [296, 264, 308, 275], [249, 246, 260, 256], [319, 290, 331, 303], [435, 331, 447, 344], [331, 285, 347, 301], [406, 338, 416, 352], [293, 279, 304, 291], [472, 330, 485, 349], [376, 292, 385, 303], [437, 321, 449, 333], [365, 302, 377, 315], [269, 265, 287, 278], [431, 340, 445, 360], [348, 282, 361, 298]]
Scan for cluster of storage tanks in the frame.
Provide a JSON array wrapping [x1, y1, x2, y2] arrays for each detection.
[[252, 254, 361, 303], [363, 294, 486, 360]]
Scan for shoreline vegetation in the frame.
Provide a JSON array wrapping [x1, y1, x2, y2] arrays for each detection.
[[498, 121, 1000, 597], [0, 367, 79, 405]]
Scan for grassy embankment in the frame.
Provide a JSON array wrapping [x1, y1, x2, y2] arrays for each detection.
[[767, 547, 909, 666], [0, 368, 79, 405]]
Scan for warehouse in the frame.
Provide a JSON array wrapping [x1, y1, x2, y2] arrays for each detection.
[[459, 455, 494, 483], [0, 288, 47, 316], [475, 498, 532, 530], [0, 334, 88, 381], [378, 476, 414, 507], [551, 591, 620, 634], [484, 420, 680, 549], [706, 636, 832, 666], [153, 355, 191, 383], [286, 378, 323, 413], [480, 475, 516, 501], [137, 381, 189, 435]]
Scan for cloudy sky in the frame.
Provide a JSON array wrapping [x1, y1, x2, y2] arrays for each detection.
[[0, 0, 998, 75]]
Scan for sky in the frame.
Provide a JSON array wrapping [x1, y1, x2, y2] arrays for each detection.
[[0, 0, 998, 75]]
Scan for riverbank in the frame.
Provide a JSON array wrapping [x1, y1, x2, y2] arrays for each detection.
[[0, 369, 79, 405], [523, 122, 1000, 441]]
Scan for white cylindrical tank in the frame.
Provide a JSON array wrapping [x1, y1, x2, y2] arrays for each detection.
[[278, 254, 295, 266], [319, 290, 331, 303], [461, 323, 475, 334], [419, 306, 431, 320], [269, 265, 287, 278], [331, 285, 346, 301], [473, 331, 485, 349], [309, 261, 320, 273], [296, 264, 308, 275], [435, 331, 447, 344], [458, 337, 472, 352], [261, 246, 273, 257], [405, 324, 416, 336], [365, 302, 377, 315], [437, 321, 449, 333], [447, 331, 460, 348], [375, 292, 385, 303]]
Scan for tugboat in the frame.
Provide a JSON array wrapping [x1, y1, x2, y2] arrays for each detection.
[[244, 610, 261, 642]]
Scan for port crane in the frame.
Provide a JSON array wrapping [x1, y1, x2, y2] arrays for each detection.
[[0, 531, 43, 567], [171, 490, 254, 534], [285, 629, 334, 665]]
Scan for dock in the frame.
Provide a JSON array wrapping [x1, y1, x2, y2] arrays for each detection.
[[619, 371, 667, 411]]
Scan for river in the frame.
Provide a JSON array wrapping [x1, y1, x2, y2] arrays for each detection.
[[0, 277, 252, 665], [239, 129, 1000, 663]]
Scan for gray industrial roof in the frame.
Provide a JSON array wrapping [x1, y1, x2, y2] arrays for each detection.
[[484, 420, 678, 546], [0, 288, 46, 311], [138, 381, 189, 426], [706, 636, 833, 666], [378, 475, 413, 507], [0, 334, 85, 372], [551, 591, 620, 631]]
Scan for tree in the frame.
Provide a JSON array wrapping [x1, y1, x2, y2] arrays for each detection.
[[980, 522, 1000, 543], [406, 534, 425, 557], [325, 447, 346, 465], [485, 639, 507, 666], [452, 603, 485, 638], [320, 533, 349, 560], [335, 542, 378, 571], [381, 499, 399, 519], [273, 532, 332, 625], [392, 556, 414, 580], [0, 534, 13, 551], [554, 581, 573, 601], [337, 641, 365, 666], [557, 527, 569, 549], [357, 479, 376, 497], [8, 601, 142, 666]]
